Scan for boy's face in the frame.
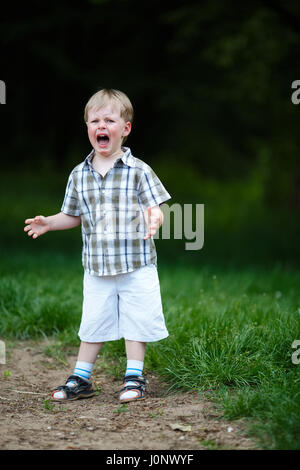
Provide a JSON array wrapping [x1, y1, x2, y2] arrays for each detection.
[[86, 103, 131, 158]]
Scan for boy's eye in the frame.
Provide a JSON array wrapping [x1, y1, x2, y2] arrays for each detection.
[[90, 119, 114, 123]]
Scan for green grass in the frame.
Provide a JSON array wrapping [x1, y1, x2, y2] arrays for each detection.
[[0, 255, 82, 340], [1, 169, 300, 449], [1, 254, 300, 449]]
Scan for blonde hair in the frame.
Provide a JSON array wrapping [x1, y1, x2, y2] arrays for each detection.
[[84, 88, 134, 124]]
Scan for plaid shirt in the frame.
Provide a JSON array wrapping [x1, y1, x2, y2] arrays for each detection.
[[61, 147, 171, 276]]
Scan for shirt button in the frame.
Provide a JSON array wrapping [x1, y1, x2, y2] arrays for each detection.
[[102, 190, 106, 194]]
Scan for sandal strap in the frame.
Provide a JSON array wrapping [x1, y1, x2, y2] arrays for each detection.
[[51, 375, 91, 399], [122, 374, 146, 385], [66, 374, 84, 384], [121, 384, 145, 393], [121, 375, 147, 394]]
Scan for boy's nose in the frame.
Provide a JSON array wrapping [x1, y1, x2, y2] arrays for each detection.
[[98, 120, 106, 129]]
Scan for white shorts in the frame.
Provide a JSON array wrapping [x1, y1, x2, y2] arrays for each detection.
[[78, 264, 169, 343]]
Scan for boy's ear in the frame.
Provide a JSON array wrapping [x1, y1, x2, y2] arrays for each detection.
[[123, 121, 132, 137]]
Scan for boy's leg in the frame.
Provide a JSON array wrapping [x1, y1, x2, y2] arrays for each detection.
[[120, 340, 147, 402], [77, 341, 104, 363], [125, 339, 146, 362], [117, 265, 169, 402], [68, 341, 104, 383], [51, 341, 103, 400]]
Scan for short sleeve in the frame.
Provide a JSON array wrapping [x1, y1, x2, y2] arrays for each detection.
[[138, 168, 171, 209], [61, 173, 81, 216]]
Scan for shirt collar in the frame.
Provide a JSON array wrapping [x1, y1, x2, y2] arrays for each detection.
[[85, 147, 135, 169]]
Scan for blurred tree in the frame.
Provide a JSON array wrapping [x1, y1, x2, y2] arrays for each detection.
[[0, 0, 299, 209]]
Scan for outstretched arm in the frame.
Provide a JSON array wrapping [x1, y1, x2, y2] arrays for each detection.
[[24, 212, 81, 239]]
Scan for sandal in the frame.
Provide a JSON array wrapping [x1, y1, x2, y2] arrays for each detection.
[[119, 374, 148, 403], [50, 374, 95, 402]]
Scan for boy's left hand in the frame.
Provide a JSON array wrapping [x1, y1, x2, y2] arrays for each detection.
[[144, 206, 163, 240]]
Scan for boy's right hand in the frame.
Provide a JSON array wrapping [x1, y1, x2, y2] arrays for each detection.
[[24, 216, 50, 239]]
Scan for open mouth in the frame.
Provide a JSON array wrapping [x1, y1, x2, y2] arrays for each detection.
[[97, 134, 110, 146]]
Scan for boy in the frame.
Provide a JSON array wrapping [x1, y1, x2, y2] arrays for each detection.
[[24, 89, 171, 403]]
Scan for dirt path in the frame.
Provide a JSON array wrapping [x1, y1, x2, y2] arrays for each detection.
[[0, 341, 258, 450]]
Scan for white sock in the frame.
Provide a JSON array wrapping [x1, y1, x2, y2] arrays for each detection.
[[122, 360, 144, 399], [125, 359, 144, 378], [66, 361, 94, 387]]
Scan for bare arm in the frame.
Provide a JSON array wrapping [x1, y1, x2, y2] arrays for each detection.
[[144, 205, 164, 240], [24, 212, 81, 239]]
